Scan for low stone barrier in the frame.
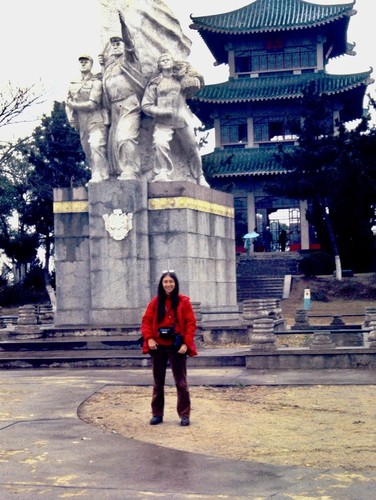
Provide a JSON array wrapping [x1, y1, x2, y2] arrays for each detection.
[[245, 348, 376, 370]]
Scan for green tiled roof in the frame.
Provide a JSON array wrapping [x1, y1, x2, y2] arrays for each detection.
[[202, 147, 290, 178], [193, 71, 372, 103], [190, 0, 355, 34]]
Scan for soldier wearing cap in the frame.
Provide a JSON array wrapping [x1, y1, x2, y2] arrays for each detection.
[[100, 29, 145, 180], [66, 54, 110, 183]]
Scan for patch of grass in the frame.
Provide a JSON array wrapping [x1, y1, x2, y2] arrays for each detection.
[[318, 277, 376, 301]]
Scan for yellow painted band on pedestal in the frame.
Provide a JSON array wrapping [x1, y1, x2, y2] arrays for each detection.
[[53, 201, 89, 213], [148, 196, 234, 218]]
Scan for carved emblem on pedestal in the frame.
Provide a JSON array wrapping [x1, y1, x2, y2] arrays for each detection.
[[103, 209, 133, 241]]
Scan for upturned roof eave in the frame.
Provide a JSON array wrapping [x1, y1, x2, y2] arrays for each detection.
[[202, 147, 292, 178], [192, 71, 373, 104], [211, 170, 287, 178], [190, 0, 355, 35], [197, 95, 302, 104], [196, 84, 368, 104], [191, 16, 348, 36]]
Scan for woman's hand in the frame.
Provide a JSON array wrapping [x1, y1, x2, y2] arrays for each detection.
[[148, 338, 158, 350], [178, 343, 188, 355]]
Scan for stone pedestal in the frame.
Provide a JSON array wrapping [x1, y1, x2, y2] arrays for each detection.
[[248, 318, 277, 351], [10, 305, 42, 339], [53, 180, 238, 328], [89, 180, 150, 325], [367, 315, 376, 347], [330, 315, 345, 329], [54, 180, 150, 326], [38, 305, 54, 325], [292, 308, 311, 330], [0, 307, 5, 329], [363, 307, 376, 328], [148, 182, 238, 320], [242, 298, 284, 328]]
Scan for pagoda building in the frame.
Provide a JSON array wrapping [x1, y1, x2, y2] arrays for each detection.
[[189, 0, 373, 252]]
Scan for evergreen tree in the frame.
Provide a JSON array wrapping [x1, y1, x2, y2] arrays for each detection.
[[0, 142, 38, 281], [271, 85, 376, 277], [23, 101, 89, 305], [0, 82, 44, 286]]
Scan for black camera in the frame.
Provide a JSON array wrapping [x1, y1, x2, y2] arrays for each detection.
[[158, 327, 175, 339]]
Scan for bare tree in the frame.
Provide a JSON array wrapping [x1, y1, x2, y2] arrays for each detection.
[[0, 82, 43, 129], [0, 82, 45, 169]]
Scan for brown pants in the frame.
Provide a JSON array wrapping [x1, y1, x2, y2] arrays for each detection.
[[150, 345, 191, 418]]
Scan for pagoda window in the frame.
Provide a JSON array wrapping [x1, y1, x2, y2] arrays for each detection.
[[235, 45, 316, 75], [235, 52, 252, 73], [254, 116, 298, 143], [220, 118, 248, 147]]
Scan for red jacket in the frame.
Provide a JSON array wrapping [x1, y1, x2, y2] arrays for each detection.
[[141, 294, 198, 356]]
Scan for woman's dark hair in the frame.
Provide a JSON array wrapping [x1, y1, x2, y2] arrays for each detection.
[[157, 272, 180, 322]]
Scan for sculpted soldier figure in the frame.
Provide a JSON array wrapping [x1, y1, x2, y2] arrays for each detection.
[[66, 55, 110, 183], [141, 53, 209, 186], [100, 17, 145, 181]]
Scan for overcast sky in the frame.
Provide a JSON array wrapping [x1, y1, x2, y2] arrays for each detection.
[[0, 0, 373, 140]]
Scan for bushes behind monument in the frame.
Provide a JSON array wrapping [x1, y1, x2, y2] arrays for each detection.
[[0, 266, 52, 308]]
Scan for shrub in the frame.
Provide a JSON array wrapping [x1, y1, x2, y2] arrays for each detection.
[[310, 289, 329, 302], [299, 251, 334, 277], [0, 265, 49, 307]]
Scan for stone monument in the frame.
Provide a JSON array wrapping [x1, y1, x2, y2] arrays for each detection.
[[53, 0, 238, 328]]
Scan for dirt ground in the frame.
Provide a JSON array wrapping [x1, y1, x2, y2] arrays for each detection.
[[280, 274, 376, 328], [79, 275, 376, 471], [79, 384, 376, 471]]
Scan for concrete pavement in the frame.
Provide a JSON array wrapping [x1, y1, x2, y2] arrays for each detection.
[[1, 366, 376, 499]]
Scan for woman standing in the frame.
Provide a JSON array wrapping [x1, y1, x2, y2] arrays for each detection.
[[141, 271, 197, 426]]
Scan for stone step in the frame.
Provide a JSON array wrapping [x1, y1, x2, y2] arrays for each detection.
[[0, 333, 248, 370], [237, 276, 285, 300], [0, 347, 247, 370], [237, 254, 301, 276], [0, 335, 143, 352]]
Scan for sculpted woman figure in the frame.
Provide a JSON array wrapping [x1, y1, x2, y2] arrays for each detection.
[[141, 53, 209, 186]]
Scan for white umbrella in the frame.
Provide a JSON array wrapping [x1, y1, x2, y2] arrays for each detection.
[[243, 231, 259, 239]]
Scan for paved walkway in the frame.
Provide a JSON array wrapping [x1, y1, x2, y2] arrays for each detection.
[[1, 367, 376, 499]]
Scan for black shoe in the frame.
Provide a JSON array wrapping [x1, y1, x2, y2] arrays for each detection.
[[180, 416, 190, 426], [150, 416, 163, 425]]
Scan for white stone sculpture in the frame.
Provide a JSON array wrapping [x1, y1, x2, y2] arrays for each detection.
[[103, 209, 133, 240], [99, 13, 145, 180], [141, 53, 209, 186], [67, 2, 210, 187], [66, 55, 110, 183]]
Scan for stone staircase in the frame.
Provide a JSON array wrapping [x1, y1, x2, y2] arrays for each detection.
[[237, 276, 286, 301], [236, 252, 302, 301]]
